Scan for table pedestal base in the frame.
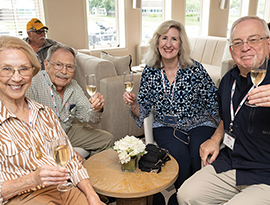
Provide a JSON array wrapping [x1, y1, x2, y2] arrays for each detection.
[[116, 197, 147, 205]]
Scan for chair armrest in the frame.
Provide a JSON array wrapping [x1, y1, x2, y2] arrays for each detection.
[[100, 74, 143, 141], [143, 109, 154, 144], [221, 58, 234, 78]]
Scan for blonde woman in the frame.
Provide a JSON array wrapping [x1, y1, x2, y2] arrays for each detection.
[[123, 20, 219, 204]]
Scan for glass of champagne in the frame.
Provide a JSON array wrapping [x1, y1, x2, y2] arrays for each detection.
[[123, 71, 134, 106], [85, 74, 97, 99], [85, 74, 97, 111], [53, 136, 73, 192], [245, 54, 268, 107]]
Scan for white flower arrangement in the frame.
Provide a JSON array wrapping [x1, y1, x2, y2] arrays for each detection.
[[113, 135, 146, 164]]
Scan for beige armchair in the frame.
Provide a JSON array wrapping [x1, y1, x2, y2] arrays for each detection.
[[74, 52, 144, 142]]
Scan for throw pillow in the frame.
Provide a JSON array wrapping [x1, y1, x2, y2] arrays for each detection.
[[100, 51, 132, 75]]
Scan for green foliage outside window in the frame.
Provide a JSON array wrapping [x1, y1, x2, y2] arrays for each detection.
[[149, 13, 158, 18], [186, 0, 201, 13], [88, 0, 115, 15]]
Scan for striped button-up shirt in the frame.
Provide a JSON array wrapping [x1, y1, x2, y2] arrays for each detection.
[[0, 98, 89, 193]]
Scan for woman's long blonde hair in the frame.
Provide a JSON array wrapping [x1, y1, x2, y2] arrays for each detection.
[[144, 20, 193, 69]]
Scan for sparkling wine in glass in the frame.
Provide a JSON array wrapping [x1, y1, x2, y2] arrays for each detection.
[[124, 71, 134, 93], [245, 54, 268, 107], [85, 74, 97, 98], [53, 136, 73, 192], [123, 71, 134, 106]]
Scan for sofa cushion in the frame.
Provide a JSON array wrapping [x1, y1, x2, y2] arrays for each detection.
[[101, 51, 132, 75], [202, 63, 221, 86], [75, 52, 117, 95]]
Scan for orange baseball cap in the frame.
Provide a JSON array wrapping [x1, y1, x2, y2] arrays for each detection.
[[26, 18, 48, 31]]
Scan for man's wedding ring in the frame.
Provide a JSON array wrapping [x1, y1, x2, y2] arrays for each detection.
[[99, 101, 102, 105]]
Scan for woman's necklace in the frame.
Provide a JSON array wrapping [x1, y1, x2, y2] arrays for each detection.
[[161, 62, 180, 114], [162, 62, 179, 84], [36, 144, 42, 159]]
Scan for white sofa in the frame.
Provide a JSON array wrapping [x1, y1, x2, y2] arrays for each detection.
[[137, 36, 233, 87]]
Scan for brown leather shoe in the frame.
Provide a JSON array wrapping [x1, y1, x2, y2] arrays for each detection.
[[98, 194, 109, 204]]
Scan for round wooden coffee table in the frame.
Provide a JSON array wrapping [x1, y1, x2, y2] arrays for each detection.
[[83, 149, 179, 205]]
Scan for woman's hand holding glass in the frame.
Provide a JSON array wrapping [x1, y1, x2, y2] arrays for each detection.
[[123, 91, 139, 115], [123, 91, 136, 105], [53, 135, 73, 192], [33, 164, 70, 188]]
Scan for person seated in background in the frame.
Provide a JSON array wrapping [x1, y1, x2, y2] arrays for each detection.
[[26, 44, 114, 159], [178, 16, 270, 205], [123, 19, 220, 205], [24, 18, 59, 70], [0, 35, 104, 204]]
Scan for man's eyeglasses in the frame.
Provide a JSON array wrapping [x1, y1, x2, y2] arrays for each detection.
[[230, 36, 269, 51], [31, 29, 48, 35], [49, 61, 75, 73], [0, 67, 34, 77]]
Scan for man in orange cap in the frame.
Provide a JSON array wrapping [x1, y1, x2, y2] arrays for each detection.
[[24, 18, 59, 70]]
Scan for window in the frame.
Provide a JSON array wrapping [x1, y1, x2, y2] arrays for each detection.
[[86, 0, 119, 49], [257, 0, 270, 22], [141, 0, 163, 45], [0, 0, 44, 38], [227, 0, 241, 38], [185, 0, 201, 37], [257, 0, 267, 19]]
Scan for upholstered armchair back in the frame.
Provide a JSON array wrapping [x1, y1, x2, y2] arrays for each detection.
[[74, 52, 144, 141]]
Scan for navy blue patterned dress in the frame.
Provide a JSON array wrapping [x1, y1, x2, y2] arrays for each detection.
[[132, 60, 220, 192], [132, 60, 220, 131]]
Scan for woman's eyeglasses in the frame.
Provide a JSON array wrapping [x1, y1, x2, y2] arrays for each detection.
[[0, 67, 34, 77]]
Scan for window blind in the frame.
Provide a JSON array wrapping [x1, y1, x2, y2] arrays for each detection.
[[0, 0, 44, 38]]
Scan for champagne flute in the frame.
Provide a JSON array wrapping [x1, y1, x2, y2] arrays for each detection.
[[85, 74, 97, 99], [53, 136, 73, 192], [85, 74, 97, 111], [245, 54, 268, 107], [123, 71, 134, 106]]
